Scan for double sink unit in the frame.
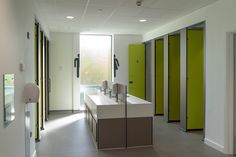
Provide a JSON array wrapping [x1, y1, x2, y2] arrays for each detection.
[[84, 82, 153, 149]]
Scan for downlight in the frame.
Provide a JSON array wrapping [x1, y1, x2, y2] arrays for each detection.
[[66, 16, 74, 19], [139, 19, 147, 22]]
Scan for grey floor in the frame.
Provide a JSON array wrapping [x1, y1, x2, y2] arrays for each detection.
[[36, 112, 232, 157]]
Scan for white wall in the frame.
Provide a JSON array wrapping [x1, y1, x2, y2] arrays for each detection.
[[72, 33, 81, 110], [113, 35, 142, 85], [51, 34, 142, 110], [49, 33, 73, 111], [49, 32, 81, 111], [143, 0, 236, 154], [22, 1, 37, 156], [49, 33, 143, 110], [0, 2, 25, 157], [0, 0, 49, 157]]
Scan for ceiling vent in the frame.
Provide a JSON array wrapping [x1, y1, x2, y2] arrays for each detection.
[[136, 0, 143, 7]]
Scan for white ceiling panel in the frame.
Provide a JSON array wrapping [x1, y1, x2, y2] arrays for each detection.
[[113, 7, 143, 16], [137, 7, 179, 18], [56, 0, 87, 14], [86, 5, 115, 16], [35, 0, 218, 34], [89, 0, 125, 7], [153, 0, 218, 10]]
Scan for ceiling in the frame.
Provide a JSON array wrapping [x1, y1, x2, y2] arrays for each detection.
[[35, 0, 218, 34]]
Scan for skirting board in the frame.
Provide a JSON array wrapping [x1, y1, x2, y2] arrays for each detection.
[[204, 138, 224, 153], [49, 110, 84, 114]]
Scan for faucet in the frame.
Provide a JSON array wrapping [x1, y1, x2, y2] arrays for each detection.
[[109, 91, 119, 102], [100, 87, 107, 95]]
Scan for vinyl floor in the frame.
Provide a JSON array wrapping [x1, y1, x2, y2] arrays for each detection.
[[36, 112, 233, 157]]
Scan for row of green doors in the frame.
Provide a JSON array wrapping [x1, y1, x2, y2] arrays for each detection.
[[154, 29, 204, 130], [34, 22, 50, 140]]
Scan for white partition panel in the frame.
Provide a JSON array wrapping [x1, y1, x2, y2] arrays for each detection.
[[163, 35, 169, 122], [180, 28, 187, 131]]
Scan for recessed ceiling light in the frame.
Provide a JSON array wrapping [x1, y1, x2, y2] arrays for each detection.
[[139, 19, 147, 22], [66, 16, 74, 19]]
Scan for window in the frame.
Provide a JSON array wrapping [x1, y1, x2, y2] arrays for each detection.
[[80, 35, 112, 85]]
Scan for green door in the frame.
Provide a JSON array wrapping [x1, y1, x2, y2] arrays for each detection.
[[168, 35, 180, 121], [187, 29, 204, 130], [34, 23, 40, 141], [39, 31, 44, 130], [155, 39, 164, 115], [128, 44, 145, 99]]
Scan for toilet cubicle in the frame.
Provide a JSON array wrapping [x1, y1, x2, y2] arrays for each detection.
[[180, 25, 204, 131], [163, 33, 181, 122], [155, 39, 164, 115], [155, 23, 204, 130], [134, 22, 205, 131], [168, 34, 181, 122]]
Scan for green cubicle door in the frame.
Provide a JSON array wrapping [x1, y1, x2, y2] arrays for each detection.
[[128, 44, 145, 99], [168, 35, 180, 121], [40, 31, 44, 130], [34, 22, 40, 141], [187, 29, 204, 130], [155, 39, 164, 115]]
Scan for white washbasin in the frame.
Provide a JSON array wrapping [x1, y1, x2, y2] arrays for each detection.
[[85, 93, 153, 120]]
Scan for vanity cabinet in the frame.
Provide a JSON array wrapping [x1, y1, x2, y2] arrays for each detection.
[[85, 93, 153, 149], [86, 106, 97, 141]]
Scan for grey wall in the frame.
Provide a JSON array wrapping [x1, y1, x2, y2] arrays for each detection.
[[145, 42, 152, 102], [180, 29, 187, 131], [163, 35, 169, 122], [234, 34, 236, 155]]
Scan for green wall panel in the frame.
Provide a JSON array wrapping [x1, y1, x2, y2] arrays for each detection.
[[168, 35, 180, 121], [155, 39, 164, 115], [187, 29, 204, 130], [128, 44, 145, 99]]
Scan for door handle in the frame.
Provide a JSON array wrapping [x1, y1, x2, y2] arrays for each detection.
[[129, 81, 133, 84]]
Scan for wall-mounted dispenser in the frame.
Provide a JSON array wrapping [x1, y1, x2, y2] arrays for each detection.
[[23, 83, 40, 103]]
